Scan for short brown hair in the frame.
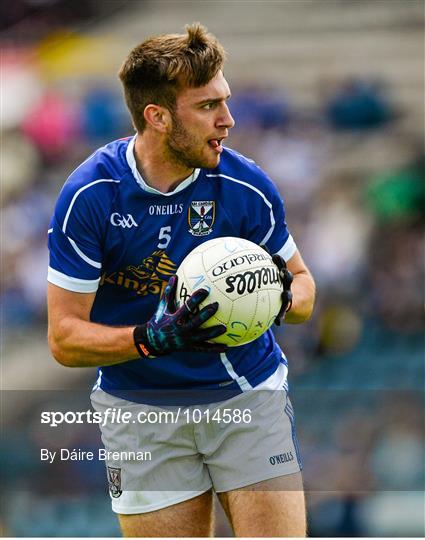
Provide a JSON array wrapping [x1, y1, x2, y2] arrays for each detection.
[[119, 23, 226, 132]]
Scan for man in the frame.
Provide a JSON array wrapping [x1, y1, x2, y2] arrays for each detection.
[[47, 23, 315, 537]]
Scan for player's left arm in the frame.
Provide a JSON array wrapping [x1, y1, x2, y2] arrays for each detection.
[[243, 161, 315, 323], [279, 249, 316, 324]]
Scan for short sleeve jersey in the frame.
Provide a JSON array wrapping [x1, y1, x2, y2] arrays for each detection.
[[48, 136, 297, 403]]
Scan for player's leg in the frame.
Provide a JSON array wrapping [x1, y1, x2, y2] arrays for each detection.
[[217, 472, 306, 537], [199, 363, 305, 536], [118, 489, 214, 537], [91, 389, 214, 536]]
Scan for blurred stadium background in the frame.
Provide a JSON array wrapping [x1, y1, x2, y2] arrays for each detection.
[[1, 0, 424, 536]]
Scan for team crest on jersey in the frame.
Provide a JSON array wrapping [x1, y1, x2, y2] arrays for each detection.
[[188, 201, 215, 236], [107, 466, 122, 498]]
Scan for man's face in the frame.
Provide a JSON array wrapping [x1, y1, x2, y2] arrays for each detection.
[[165, 70, 235, 169]]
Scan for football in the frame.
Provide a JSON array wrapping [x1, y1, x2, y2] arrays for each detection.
[[175, 237, 283, 346]]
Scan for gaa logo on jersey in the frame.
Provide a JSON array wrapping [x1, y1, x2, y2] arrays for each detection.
[[188, 201, 215, 236]]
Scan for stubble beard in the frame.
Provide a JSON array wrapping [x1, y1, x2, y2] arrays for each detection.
[[165, 114, 219, 170]]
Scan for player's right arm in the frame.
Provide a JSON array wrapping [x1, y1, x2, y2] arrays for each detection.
[[48, 276, 227, 368], [47, 284, 138, 367]]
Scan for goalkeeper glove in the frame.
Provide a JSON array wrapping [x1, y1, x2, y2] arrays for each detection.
[[272, 254, 293, 325], [133, 275, 227, 358]]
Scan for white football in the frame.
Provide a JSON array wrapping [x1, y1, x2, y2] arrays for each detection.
[[175, 237, 283, 346]]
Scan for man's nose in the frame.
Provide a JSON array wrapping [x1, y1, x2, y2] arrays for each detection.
[[218, 104, 235, 129]]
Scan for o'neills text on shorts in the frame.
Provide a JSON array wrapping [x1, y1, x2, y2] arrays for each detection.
[[40, 448, 152, 463]]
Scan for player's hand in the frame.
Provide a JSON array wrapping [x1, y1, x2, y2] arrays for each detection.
[[272, 254, 293, 326], [133, 275, 227, 358]]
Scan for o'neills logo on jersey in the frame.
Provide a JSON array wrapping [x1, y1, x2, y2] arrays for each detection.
[[99, 250, 177, 297], [149, 203, 184, 216], [212, 253, 268, 277], [188, 201, 215, 236]]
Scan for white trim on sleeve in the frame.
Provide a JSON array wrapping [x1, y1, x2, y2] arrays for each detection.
[[47, 267, 100, 293], [275, 235, 297, 262], [67, 237, 102, 269], [62, 179, 120, 234], [206, 173, 275, 245]]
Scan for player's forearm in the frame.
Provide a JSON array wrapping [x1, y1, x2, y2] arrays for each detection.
[[284, 271, 316, 324], [48, 317, 139, 368]]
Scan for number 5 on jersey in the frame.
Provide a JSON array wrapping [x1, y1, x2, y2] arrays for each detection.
[[158, 226, 171, 249]]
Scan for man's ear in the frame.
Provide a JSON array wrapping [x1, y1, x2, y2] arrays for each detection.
[[143, 104, 171, 133]]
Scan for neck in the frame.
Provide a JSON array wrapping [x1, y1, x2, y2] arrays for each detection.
[[134, 132, 194, 194]]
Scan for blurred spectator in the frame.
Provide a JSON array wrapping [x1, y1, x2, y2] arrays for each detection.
[[317, 303, 363, 357], [1, 130, 41, 199], [371, 394, 424, 491], [0, 48, 43, 128], [256, 120, 330, 206], [367, 222, 424, 333], [365, 156, 425, 224], [325, 79, 395, 130], [22, 90, 81, 162], [81, 85, 128, 142], [302, 176, 373, 289], [229, 87, 291, 129]]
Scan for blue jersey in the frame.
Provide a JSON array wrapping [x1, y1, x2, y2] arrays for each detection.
[[48, 136, 297, 404]]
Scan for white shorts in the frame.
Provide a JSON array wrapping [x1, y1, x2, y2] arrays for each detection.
[[90, 362, 302, 514]]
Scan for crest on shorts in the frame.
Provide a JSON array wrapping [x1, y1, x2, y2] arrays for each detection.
[[107, 466, 122, 498], [188, 201, 215, 236]]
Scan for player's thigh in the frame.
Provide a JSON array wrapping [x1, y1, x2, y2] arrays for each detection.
[[217, 472, 306, 538], [118, 489, 214, 537]]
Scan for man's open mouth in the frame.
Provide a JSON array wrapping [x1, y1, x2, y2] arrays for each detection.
[[208, 138, 225, 152]]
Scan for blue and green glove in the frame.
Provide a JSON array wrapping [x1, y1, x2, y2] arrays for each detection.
[[133, 275, 227, 358]]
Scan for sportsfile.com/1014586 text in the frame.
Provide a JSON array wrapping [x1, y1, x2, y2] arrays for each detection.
[[40, 407, 252, 427]]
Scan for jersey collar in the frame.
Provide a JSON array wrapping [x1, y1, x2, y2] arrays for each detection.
[[126, 135, 200, 196]]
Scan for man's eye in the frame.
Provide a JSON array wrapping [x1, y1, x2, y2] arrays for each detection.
[[202, 103, 216, 110]]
